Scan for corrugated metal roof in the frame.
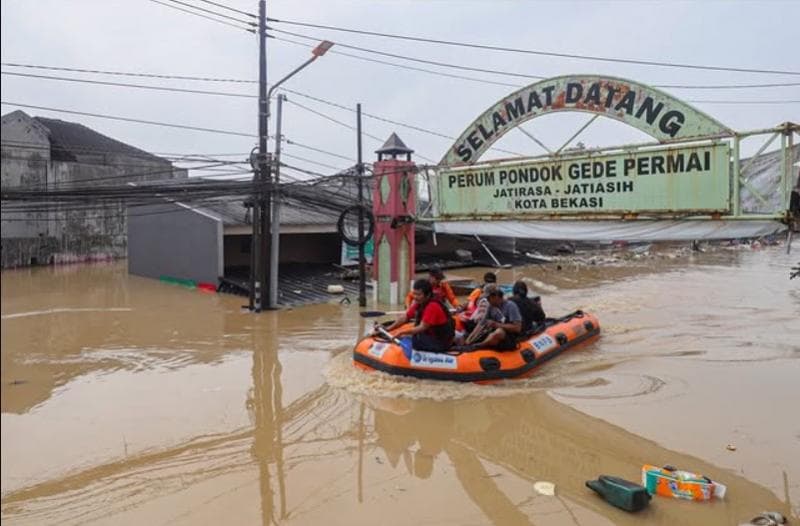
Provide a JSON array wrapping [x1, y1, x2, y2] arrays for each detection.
[[33, 116, 169, 164], [196, 175, 373, 227]]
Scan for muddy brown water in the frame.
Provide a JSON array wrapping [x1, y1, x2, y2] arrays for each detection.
[[1, 246, 798, 525]]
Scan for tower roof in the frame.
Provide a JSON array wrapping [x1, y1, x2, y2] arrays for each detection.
[[375, 132, 413, 155]]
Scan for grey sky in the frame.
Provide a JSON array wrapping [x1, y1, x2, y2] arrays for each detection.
[[2, 0, 798, 177]]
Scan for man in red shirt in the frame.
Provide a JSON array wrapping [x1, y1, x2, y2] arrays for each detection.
[[384, 279, 455, 352]]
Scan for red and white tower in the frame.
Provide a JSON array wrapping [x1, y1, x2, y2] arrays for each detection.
[[372, 133, 416, 305]]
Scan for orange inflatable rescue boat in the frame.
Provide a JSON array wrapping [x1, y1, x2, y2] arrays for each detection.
[[353, 310, 600, 382]]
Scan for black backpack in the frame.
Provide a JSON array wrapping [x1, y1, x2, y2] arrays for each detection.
[[414, 299, 455, 343]]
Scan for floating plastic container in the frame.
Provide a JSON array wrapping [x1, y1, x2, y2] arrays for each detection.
[[586, 475, 651, 512], [197, 282, 217, 293], [641, 464, 726, 501], [159, 276, 197, 289]]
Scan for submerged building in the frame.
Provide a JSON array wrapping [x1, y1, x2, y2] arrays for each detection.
[[1, 110, 185, 268]]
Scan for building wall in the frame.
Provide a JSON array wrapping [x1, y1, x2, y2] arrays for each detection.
[[222, 232, 342, 274], [128, 203, 223, 285], [1, 111, 187, 268], [1, 112, 51, 240], [280, 233, 341, 263]]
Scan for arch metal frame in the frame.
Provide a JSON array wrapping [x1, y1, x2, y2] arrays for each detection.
[[432, 75, 797, 223]]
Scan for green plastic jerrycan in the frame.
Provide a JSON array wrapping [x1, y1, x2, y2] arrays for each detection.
[[586, 475, 651, 512]]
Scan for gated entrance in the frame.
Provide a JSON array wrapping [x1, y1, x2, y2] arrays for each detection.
[[432, 75, 798, 228]]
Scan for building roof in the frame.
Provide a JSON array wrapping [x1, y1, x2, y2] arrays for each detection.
[[32, 115, 168, 163], [193, 174, 373, 230], [376, 132, 414, 155]]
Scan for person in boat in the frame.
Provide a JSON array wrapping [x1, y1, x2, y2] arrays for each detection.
[[460, 272, 496, 319], [405, 266, 460, 310], [464, 288, 522, 351], [455, 272, 497, 338], [385, 278, 455, 352], [457, 283, 496, 344], [509, 281, 546, 334]]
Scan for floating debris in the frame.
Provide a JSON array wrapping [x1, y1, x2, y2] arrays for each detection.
[[533, 481, 556, 496]]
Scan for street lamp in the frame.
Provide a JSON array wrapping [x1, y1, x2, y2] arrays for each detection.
[[262, 40, 334, 310]]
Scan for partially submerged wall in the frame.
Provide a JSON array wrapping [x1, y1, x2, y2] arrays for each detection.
[[128, 203, 223, 285]]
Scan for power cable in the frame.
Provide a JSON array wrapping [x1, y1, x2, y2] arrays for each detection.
[[1, 62, 257, 84], [267, 17, 800, 76], [1, 139, 249, 163], [284, 98, 384, 142], [158, 0, 255, 27], [272, 35, 521, 88], [5, 64, 795, 163], [148, 0, 255, 33], [268, 27, 544, 81], [276, 87, 524, 157], [1, 71, 255, 99], [285, 139, 354, 162], [1, 151, 243, 172], [6, 58, 799, 90], [279, 152, 343, 171], [1, 101, 256, 137], [195, 0, 255, 18]]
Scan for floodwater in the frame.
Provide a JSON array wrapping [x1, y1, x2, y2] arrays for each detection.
[[1, 246, 798, 525]]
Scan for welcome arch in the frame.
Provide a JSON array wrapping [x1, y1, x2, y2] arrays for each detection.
[[440, 74, 734, 167]]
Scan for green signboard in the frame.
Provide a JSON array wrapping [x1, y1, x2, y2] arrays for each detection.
[[436, 143, 731, 217], [441, 75, 733, 167], [341, 238, 374, 266]]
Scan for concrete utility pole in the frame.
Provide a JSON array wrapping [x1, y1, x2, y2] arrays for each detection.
[[263, 40, 333, 310], [269, 94, 285, 309], [257, 0, 271, 313], [249, 0, 269, 312], [356, 104, 366, 307]]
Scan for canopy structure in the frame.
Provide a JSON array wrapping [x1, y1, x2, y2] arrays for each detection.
[[433, 219, 784, 242]]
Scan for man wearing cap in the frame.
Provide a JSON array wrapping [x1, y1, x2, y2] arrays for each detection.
[[464, 287, 523, 351]]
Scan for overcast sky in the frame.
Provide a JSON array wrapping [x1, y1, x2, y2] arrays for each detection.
[[2, 0, 798, 177]]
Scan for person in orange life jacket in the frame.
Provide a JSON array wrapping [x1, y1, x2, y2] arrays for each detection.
[[404, 266, 460, 310], [467, 288, 522, 351], [386, 278, 455, 352], [509, 281, 546, 334]]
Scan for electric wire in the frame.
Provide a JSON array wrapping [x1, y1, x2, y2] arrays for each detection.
[[1, 139, 250, 163], [272, 35, 521, 88], [267, 17, 800, 76], [195, 0, 255, 18], [1, 101, 256, 137], [6, 63, 794, 166], [148, 0, 255, 33], [6, 57, 799, 90], [1, 62, 257, 84], [162, 0, 256, 26], [268, 27, 545, 81], [1, 71, 255, 99]]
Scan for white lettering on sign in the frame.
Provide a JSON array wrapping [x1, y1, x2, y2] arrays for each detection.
[[410, 350, 458, 370], [529, 334, 556, 355], [369, 342, 389, 359]]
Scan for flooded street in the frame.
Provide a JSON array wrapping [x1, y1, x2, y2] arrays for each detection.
[[2, 247, 798, 525]]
